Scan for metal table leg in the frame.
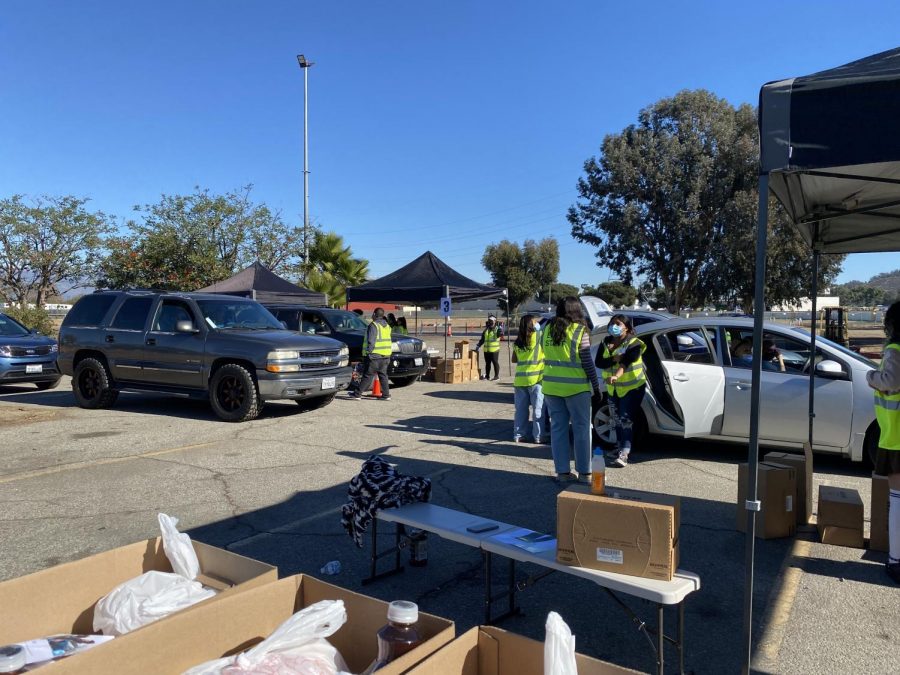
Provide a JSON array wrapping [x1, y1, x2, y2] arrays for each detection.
[[679, 601, 685, 674], [657, 604, 665, 675]]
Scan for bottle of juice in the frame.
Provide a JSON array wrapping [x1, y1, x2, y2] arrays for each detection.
[[591, 448, 606, 495], [365, 601, 423, 673]]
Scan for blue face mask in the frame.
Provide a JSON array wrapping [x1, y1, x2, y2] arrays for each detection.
[[608, 324, 623, 337]]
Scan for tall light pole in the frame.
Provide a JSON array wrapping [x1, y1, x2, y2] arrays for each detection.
[[297, 54, 314, 282]]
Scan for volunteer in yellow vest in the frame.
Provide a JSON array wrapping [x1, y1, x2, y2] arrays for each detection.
[[473, 315, 503, 380], [511, 314, 549, 444], [396, 317, 409, 335], [542, 297, 602, 483], [595, 314, 647, 468], [348, 307, 393, 401], [867, 300, 900, 585]]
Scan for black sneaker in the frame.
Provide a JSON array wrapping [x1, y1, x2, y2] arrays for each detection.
[[887, 562, 900, 585], [347, 391, 361, 400]]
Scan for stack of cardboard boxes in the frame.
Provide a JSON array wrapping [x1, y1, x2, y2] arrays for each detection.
[[432, 340, 480, 383]]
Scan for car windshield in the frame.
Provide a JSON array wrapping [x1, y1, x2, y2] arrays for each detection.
[[324, 310, 368, 332], [196, 299, 283, 330], [0, 313, 29, 336]]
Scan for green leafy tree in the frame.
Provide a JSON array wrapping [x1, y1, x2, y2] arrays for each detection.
[[303, 231, 369, 306], [831, 282, 888, 307], [482, 238, 560, 314], [536, 282, 579, 305], [2, 304, 55, 336], [0, 195, 113, 305], [580, 281, 638, 308], [568, 89, 845, 313]]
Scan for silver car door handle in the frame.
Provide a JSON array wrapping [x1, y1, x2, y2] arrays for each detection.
[[672, 374, 689, 382]]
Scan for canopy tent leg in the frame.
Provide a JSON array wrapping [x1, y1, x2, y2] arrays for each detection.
[[742, 175, 769, 674], [808, 234, 820, 449]]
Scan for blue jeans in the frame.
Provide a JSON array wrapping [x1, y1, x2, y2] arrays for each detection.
[[610, 385, 645, 453], [544, 391, 592, 475], [514, 384, 546, 441]]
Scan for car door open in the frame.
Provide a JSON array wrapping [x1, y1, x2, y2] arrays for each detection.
[[657, 328, 725, 437]]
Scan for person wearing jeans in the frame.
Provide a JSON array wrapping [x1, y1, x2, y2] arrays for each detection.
[[512, 314, 547, 443]]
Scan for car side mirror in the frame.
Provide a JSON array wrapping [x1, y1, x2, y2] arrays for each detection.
[[279, 320, 288, 330], [676, 335, 693, 347], [815, 359, 845, 378], [175, 320, 199, 334]]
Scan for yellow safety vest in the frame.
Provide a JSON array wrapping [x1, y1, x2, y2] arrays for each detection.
[[483, 328, 500, 353], [363, 322, 393, 357], [542, 323, 590, 397], [514, 333, 544, 387], [874, 342, 900, 451], [601, 335, 647, 397], [396, 326, 409, 335]]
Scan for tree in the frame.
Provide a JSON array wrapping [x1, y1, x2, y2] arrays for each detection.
[[302, 231, 369, 306], [831, 282, 888, 307], [580, 281, 638, 308], [0, 195, 113, 305], [568, 89, 845, 313], [536, 282, 579, 305], [481, 238, 560, 314]]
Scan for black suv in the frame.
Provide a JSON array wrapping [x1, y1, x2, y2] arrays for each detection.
[[58, 290, 351, 421], [264, 304, 429, 386]]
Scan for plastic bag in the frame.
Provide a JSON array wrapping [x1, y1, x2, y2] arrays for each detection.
[[544, 611, 577, 675], [93, 513, 214, 636], [183, 600, 350, 675]]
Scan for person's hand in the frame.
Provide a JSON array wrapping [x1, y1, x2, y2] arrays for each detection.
[[606, 375, 619, 385]]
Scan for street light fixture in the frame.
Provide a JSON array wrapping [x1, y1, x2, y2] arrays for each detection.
[[297, 54, 315, 282]]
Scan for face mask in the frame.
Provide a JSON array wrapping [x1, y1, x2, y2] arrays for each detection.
[[608, 324, 623, 337]]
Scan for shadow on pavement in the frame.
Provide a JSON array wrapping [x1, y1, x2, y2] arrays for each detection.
[[423, 390, 512, 404], [365, 415, 507, 441]]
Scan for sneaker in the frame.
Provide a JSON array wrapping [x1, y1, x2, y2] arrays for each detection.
[[538, 437, 551, 445], [479, 374, 487, 380], [347, 391, 361, 400], [513, 436, 523, 443], [553, 472, 579, 484], [490, 376, 500, 381], [610, 452, 628, 468], [378, 395, 392, 401], [888, 562, 900, 585]]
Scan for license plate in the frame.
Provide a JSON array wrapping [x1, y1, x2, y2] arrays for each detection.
[[321, 377, 336, 390], [414, 358, 423, 366], [26, 364, 43, 374]]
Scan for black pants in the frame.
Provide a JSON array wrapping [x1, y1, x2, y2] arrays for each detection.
[[358, 355, 390, 397], [483, 351, 500, 379]]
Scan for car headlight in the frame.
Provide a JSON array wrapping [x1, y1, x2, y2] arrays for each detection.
[[50, 344, 58, 353], [267, 350, 299, 360], [0, 345, 11, 357], [419, 341, 428, 353], [391, 342, 400, 353], [339, 346, 349, 357]]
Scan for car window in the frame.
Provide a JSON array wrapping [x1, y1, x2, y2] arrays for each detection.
[[327, 310, 368, 331], [197, 299, 282, 330], [63, 294, 117, 327], [300, 312, 328, 334], [656, 328, 715, 365], [273, 309, 300, 331], [152, 300, 194, 332], [0, 313, 29, 337], [109, 297, 153, 331], [725, 327, 836, 376]]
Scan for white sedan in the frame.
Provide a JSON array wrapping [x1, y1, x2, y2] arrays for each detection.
[[591, 317, 880, 463]]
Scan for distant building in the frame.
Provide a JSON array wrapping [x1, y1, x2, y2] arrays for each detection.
[[771, 296, 840, 311]]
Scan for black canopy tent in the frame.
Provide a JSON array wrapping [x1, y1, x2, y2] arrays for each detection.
[[196, 261, 327, 306], [744, 47, 900, 671], [346, 251, 507, 365]]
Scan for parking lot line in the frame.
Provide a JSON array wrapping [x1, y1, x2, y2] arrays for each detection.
[[0, 442, 215, 484]]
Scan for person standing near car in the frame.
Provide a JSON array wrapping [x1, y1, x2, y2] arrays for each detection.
[[348, 307, 392, 401], [473, 315, 503, 380], [512, 314, 548, 444], [595, 314, 647, 468], [867, 300, 900, 584], [396, 317, 409, 335], [542, 297, 601, 483]]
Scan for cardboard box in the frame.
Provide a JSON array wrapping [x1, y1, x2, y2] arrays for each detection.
[[469, 352, 480, 378], [870, 473, 890, 552], [818, 485, 864, 548], [764, 450, 812, 524], [0, 537, 277, 646], [454, 340, 470, 360], [409, 625, 640, 674], [556, 485, 679, 581], [736, 462, 797, 539], [435, 358, 467, 384], [50, 575, 454, 675]]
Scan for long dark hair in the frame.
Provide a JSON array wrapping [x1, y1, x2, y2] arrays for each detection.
[[514, 314, 537, 350], [548, 296, 585, 346], [886, 301, 900, 344]]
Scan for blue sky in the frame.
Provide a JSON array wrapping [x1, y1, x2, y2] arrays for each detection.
[[2, 1, 898, 290]]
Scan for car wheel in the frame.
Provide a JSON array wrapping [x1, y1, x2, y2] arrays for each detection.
[[389, 376, 418, 388], [210, 363, 260, 422], [72, 358, 118, 409], [35, 378, 62, 391], [295, 393, 336, 412], [591, 395, 618, 449], [864, 421, 880, 469]]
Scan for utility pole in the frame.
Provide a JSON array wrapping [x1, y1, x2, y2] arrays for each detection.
[[297, 54, 315, 282]]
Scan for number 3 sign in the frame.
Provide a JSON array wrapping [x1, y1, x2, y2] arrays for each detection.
[[439, 296, 451, 317]]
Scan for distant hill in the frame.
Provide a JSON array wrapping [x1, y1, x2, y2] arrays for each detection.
[[868, 269, 900, 295]]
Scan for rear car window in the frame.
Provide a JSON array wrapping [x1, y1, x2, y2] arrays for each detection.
[[62, 295, 117, 327], [110, 297, 153, 330]]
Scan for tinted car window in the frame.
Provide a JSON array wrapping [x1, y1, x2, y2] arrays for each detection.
[[197, 299, 282, 330], [110, 297, 153, 330], [0, 313, 29, 337], [152, 300, 194, 332], [63, 295, 117, 326]]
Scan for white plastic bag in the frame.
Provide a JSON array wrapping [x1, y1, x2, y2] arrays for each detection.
[[544, 611, 577, 675], [93, 570, 216, 636], [93, 513, 214, 635], [183, 600, 350, 675]]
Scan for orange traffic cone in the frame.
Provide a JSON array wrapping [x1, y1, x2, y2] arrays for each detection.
[[372, 377, 382, 398]]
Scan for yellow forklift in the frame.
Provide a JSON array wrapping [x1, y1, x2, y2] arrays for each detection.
[[822, 306, 850, 347]]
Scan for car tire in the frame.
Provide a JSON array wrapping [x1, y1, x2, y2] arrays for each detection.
[[389, 376, 418, 388], [72, 358, 118, 409], [295, 393, 336, 412], [35, 378, 62, 391], [591, 394, 646, 450], [209, 363, 261, 422]]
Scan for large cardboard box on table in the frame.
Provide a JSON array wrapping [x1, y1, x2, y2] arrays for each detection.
[[0, 537, 276, 648], [817, 485, 864, 548], [871, 473, 890, 552], [556, 485, 679, 581], [50, 574, 454, 675], [736, 462, 797, 539], [764, 449, 813, 525], [409, 625, 640, 674]]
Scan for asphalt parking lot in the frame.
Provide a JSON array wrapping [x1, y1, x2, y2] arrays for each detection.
[[0, 377, 897, 674]]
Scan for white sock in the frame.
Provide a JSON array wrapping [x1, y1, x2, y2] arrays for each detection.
[[890, 489, 900, 565]]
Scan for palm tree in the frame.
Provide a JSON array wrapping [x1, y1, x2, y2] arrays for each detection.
[[302, 231, 369, 306]]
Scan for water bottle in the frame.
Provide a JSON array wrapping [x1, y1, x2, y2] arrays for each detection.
[[0, 644, 26, 674], [364, 601, 423, 674], [319, 560, 341, 575], [591, 448, 606, 495], [408, 528, 428, 567]]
